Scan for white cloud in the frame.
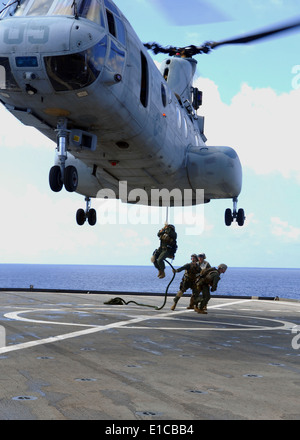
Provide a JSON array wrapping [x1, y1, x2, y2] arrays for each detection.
[[197, 78, 300, 181], [0, 184, 99, 262], [0, 105, 53, 150], [270, 216, 300, 241]]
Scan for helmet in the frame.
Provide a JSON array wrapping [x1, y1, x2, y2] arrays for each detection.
[[191, 253, 197, 259], [218, 264, 228, 271], [198, 253, 206, 259]]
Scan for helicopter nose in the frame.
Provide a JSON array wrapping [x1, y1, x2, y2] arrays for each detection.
[[0, 16, 103, 54], [0, 17, 71, 53]]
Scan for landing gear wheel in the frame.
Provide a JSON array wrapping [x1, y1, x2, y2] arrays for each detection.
[[225, 208, 233, 226], [49, 166, 63, 192], [237, 208, 245, 226], [88, 208, 97, 226], [64, 165, 78, 192], [76, 208, 86, 226]]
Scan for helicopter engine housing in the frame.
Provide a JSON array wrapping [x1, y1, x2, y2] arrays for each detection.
[[160, 56, 197, 103], [186, 145, 242, 199]]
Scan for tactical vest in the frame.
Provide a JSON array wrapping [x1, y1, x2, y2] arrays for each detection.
[[196, 267, 218, 287], [184, 264, 200, 280]]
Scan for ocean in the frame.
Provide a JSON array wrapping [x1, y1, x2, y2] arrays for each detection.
[[0, 264, 299, 300]]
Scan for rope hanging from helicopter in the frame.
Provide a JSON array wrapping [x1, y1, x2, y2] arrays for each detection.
[[105, 207, 175, 310], [104, 259, 176, 311]]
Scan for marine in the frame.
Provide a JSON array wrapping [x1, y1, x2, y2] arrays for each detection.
[[171, 254, 201, 311], [194, 264, 228, 314], [197, 253, 211, 271], [151, 224, 177, 279]]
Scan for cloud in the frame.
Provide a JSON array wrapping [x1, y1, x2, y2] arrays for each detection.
[[0, 184, 99, 263], [197, 78, 300, 182], [0, 105, 53, 150], [270, 216, 300, 241]]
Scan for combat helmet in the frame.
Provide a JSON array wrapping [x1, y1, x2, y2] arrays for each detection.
[[218, 264, 228, 271]]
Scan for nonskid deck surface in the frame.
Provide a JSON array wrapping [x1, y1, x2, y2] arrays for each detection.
[[0, 290, 299, 420]]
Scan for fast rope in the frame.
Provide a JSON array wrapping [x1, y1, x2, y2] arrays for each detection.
[[165, 206, 169, 224], [104, 259, 176, 311]]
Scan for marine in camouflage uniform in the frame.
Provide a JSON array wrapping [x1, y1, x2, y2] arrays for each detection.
[[170, 254, 200, 310], [152, 224, 177, 279], [198, 253, 211, 272], [194, 264, 227, 314]]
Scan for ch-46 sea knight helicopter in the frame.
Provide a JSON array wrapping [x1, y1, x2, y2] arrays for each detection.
[[0, 0, 299, 227]]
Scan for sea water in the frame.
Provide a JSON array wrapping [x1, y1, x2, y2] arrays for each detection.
[[0, 264, 299, 300]]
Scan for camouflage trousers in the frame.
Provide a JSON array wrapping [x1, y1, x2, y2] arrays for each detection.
[[153, 248, 173, 271], [194, 284, 210, 310], [179, 278, 198, 297]]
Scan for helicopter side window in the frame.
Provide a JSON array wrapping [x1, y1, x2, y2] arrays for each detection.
[[115, 16, 126, 46], [105, 7, 126, 46], [161, 83, 167, 107], [140, 52, 149, 108], [104, 0, 119, 16], [106, 10, 116, 37], [0, 57, 20, 91], [176, 106, 182, 129], [183, 117, 188, 138], [45, 35, 107, 92], [107, 40, 125, 73]]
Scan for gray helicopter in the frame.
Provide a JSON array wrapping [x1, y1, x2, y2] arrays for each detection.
[[0, 0, 299, 226]]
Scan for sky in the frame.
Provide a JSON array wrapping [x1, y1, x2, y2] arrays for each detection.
[[0, 0, 300, 269]]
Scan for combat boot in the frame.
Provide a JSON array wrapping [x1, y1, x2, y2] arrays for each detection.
[[186, 296, 195, 309], [158, 270, 165, 279], [195, 307, 207, 314], [171, 297, 179, 311], [171, 291, 183, 310]]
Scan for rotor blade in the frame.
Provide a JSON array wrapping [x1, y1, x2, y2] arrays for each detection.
[[144, 17, 300, 57], [210, 18, 300, 49], [152, 0, 229, 26]]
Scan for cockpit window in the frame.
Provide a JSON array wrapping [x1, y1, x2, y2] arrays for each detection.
[[104, 0, 119, 16], [26, 0, 53, 16], [0, 0, 104, 26], [44, 35, 107, 92], [0, 57, 20, 91], [105, 3, 125, 45]]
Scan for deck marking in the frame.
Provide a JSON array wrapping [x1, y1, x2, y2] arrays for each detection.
[[0, 299, 295, 354]]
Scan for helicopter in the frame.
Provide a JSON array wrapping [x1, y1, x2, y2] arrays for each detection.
[[0, 0, 299, 227]]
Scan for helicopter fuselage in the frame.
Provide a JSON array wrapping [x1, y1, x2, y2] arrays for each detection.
[[0, 0, 242, 223]]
